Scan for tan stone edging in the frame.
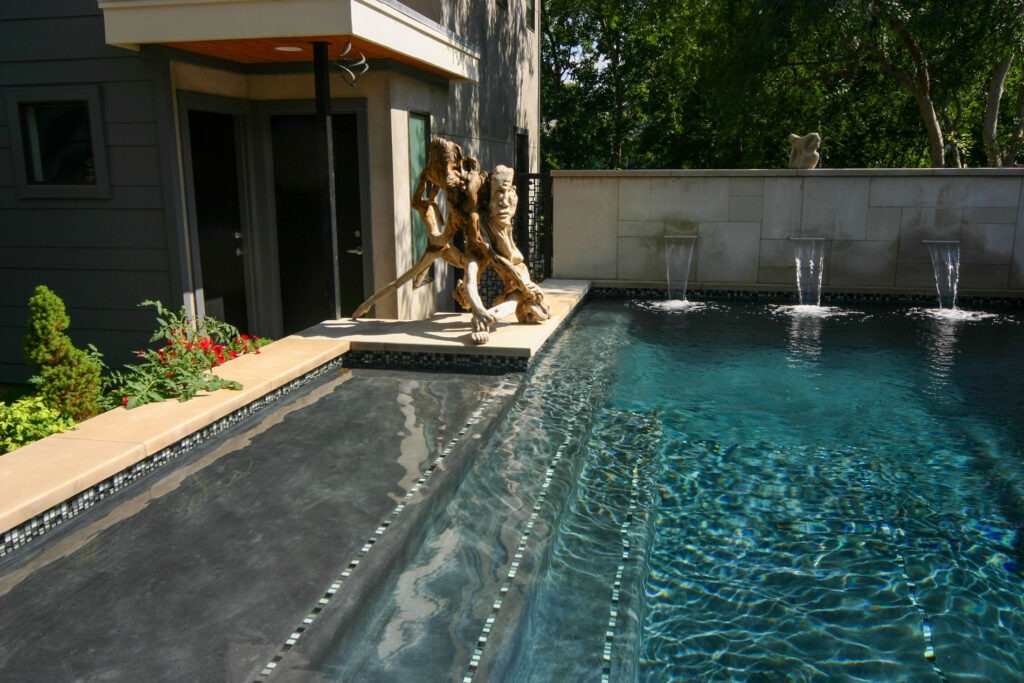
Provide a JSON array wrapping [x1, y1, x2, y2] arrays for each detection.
[[0, 335, 350, 539]]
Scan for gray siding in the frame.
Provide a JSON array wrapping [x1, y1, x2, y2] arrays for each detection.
[[0, 1, 179, 383]]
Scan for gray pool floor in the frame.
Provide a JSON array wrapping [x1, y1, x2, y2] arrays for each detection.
[[0, 367, 520, 682]]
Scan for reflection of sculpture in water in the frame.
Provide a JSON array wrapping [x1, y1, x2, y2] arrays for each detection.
[[787, 132, 821, 169], [351, 138, 548, 344]]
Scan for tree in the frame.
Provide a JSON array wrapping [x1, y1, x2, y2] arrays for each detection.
[[541, 0, 1024, 169], [541, 0, 677, 169], [23, 285, 105, 421], [980, 0, 1024, 165], [541, 0, 606, 168], [837, 0, 1024, 167]]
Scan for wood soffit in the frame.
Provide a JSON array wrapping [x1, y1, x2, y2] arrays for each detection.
[[163, 35, 454, 78]]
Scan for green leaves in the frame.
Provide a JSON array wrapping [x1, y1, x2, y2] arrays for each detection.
[[2, 294, 272, 455], [23, 285, 105, 422], [542, 0, 1024, 168], [107, 301, 266, 410], [0, 396, 76, 455]]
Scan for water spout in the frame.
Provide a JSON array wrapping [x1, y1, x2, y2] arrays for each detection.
[[789, 237, 826, 306], [665, 235, 697, 301], [923, 240, 960, 309]]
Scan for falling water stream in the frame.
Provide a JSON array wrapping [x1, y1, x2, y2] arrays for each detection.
[[638, 235, 704, 313], [917, 240, 998, 323], [924, 240, 961, 310], [791, 237, 826, 307]]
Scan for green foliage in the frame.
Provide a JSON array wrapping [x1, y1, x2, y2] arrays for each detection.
[[542, 0, 1024, 169], [1, 292, 273, 455], [0, 396, 76, 455], [23, 285, 105, 422], [107, 300, 269, 409]]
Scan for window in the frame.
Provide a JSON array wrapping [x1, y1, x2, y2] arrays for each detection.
[[527, 0, 536, 29], [5, 86, 109, 198], [497, 0, 508, 8], [408, 112, 433, 285]]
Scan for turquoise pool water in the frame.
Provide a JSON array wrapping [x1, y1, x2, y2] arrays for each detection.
[[316, 298, 1024, 682]]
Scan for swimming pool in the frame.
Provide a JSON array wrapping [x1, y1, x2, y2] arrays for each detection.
[[303, 297, 1024, 682]]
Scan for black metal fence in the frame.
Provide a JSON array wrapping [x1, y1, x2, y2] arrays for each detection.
[[516, 172, 553, 280], [478, 172, 552, 305]]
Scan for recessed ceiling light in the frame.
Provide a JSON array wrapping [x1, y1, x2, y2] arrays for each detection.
[[274, 46, 303, 53]]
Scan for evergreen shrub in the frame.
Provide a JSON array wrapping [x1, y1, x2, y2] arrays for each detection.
[[23, 285, 105, 421]]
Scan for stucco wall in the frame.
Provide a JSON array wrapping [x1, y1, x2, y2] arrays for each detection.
[[441, 1, 540, 171], [551, 169, 1024, 298]]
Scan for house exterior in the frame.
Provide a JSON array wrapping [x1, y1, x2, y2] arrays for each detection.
[[0, 0, 541, 383]]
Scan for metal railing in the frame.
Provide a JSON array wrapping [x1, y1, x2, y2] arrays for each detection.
[[479, 171, 552, 305], [516, 172, 553, 281]]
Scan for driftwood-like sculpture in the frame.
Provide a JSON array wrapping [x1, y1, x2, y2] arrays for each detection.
[[352, 137, 549, 343], [788, 132, 821, 169]]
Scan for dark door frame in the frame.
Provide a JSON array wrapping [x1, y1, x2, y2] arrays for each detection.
[[177, 92, 260, 330], [252, 98, 372, 331], [177, 92, 372, 338]]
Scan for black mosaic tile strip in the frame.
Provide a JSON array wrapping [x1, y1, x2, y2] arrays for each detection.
[[343, 349, 528, 374], [592, 287, 798, 302], [884, 522, 951, 681], [253, 382, 514, 682], [590, 286, 1024, 308], [0, 357, 347, 561], [601, 453, 641, 682], [461, 402, 577, 682], [460, 337, 607, 682]]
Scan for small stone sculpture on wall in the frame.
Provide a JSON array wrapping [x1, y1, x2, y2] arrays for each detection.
[[352, 137, 549, 344], [787, 132, 821, 169]]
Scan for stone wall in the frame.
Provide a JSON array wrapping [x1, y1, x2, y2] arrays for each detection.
[[551, 169, 1024, 298]]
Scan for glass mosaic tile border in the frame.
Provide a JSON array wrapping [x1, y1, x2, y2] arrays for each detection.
[[343, 349, 529, 374], [591, 286, 1024, 308], [0, 358, 346, 561], [254, 377, 520, 682]]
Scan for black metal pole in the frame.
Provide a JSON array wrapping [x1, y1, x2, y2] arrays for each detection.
[[313, 41, 341, 320]]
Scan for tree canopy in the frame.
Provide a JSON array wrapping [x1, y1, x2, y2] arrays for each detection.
[[541, 0, 1024, 169]]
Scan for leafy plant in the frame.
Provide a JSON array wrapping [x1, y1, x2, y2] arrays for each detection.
[[0, 396, 76, 454], [108, 300, 268, 409], [23, 285, 105, 421]]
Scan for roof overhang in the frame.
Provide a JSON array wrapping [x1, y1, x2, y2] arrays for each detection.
[[97, 0, 479, 81]]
